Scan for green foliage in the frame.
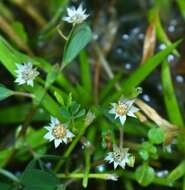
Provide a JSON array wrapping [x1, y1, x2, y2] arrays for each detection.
[[11, 21, 28, 43], [138, 142, 158, 160], [148, 127, 165, 144], [63, 24, 92, 67], [21, 160, 59, 190], [0, 1, 185, 190], [45, 64, 60, 88], [135, 164, 155, 186], [167, 161, 185, 182], [161, 61, 184, 127], [0, 84, 14, 101]]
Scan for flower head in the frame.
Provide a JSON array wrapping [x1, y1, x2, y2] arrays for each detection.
[[15, 62, 39, 87], [63, 4, 89, 25], [44, 116, 74, 148], [105, 146, 134, 169], [109, 98, 139, 125]]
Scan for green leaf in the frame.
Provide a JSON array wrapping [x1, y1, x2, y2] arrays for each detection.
[[0, 104, 49, 124], [0, 84, 14, 101], [161, 61, 184, 127], [135, 164, 155, 186], [139, 141, 158, 160], [138, 149, 149, 161], [21, 169, 59, 190], [109, 40, 181, 102], [15, 128, 47, 161], [167, 161, 185, 182], [0, 182, 12, 190], [54, 91, 65, 106], [176, 0, 185, 19], [148, 127, 165, 144], [11, 21, 28, 43], [79, 50, 92, 94], [63, 24, 92, 67], [45, 64, 60, 88], [0, 148, 12, 167]]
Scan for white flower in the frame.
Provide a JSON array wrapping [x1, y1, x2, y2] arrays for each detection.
[[63, 4, 89, 25], [109, 98, 139, 125], [15, 62, 39, 87], [44, 116, 75, 148], [105, 146, 134, 169]]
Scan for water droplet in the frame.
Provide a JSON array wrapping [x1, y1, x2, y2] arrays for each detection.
[[138, 33, 144, 40], [158, 44, 166, 50], [45, 162, 52, 169], [167, 54, 175, 63], [168, 25, 175, 33], [122, 34, 129, 40], [131, 27, 140, 34], [116, 48, 123, 55], [142, 94, 150, 102], [96, 164, 106, 172], [156, 170, 169, 178], [93, 33, 99, 40], [125, 63, 132, 70], [157, 84, 162, 91], [176, 75, 184, 83]]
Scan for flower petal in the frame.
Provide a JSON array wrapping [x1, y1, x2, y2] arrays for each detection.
[[54, 139, 62, 148], [129, 106, 139, 113], [119, 115, 126, 125], [127, 111, 136, 118]]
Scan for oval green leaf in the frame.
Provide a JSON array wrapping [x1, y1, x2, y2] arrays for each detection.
[[63, 24, 92, 67]]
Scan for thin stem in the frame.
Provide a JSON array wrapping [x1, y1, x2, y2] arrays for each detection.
[[0, 169, 20, 183], [82, 150, 91, 188], [119, 126, 124, 148], [57, 24, 68, 40], [57, 173, 117, 181], [14, 91, 34, 98], [54, 122, 90, 172]]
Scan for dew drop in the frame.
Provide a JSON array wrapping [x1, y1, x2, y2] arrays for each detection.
[[125, 63, 132, 70], [158, 44, 166, 50], [168, 25, 175, 33], [176, 75, 184, 83], [96, 164, 106, 172], [142, 94, 150, 102], [167, 54, 175, 63], [122, 34, 129, 40]]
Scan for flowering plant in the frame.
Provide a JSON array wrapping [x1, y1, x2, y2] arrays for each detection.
[[0, 1, 184, 190]]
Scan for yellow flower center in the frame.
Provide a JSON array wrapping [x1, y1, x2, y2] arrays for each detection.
[[52, 124, 67, 139], [115, 103, 128, 116]]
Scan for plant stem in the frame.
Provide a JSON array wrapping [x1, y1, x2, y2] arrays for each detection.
[[0, 169, 20, 183], [119, 126, 124, 148], [57, 24, 68, 40], [82, 149, 91, 188], [14, 91, 34, 98], [54, 123, 90, 172], [57, 173, 117, 180]]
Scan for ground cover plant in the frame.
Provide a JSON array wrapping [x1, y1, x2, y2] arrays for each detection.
[[0, 0, 185, 189]]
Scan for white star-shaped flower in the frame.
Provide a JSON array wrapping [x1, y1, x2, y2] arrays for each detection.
[[109, 98, 139, 125], [105, 146, 134, 169], [44, 116, 75, 148], [63, 4, 89, 25], [15, 62, 39, 87]]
